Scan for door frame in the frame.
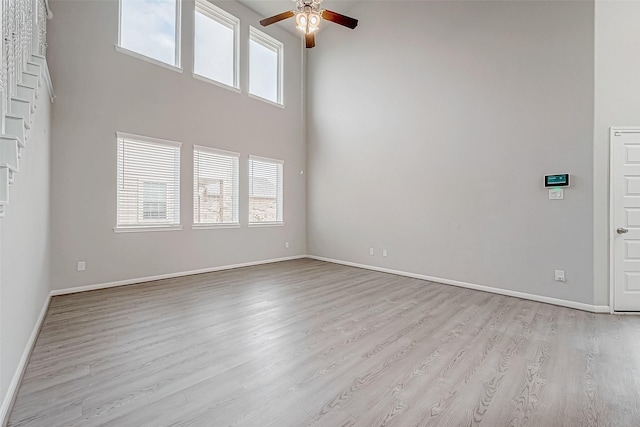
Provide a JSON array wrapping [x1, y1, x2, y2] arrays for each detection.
[[609, 127, 640, 313]]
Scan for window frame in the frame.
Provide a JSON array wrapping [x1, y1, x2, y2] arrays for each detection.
[[248, 155, 284, 227], [114, 132, 183, 233], [193, 0, 240, 91], [248, 26, 284, 106], [192, 145, 241, 229], [116, 0, 183, 71]]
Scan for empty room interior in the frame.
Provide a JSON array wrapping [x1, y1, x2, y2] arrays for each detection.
[[1, 0, 640, 425]]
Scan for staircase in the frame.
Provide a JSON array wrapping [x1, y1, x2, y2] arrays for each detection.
[[0, 0, 53, 218]]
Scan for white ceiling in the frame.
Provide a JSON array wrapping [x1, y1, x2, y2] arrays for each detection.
[[238, 0, 294, 22]]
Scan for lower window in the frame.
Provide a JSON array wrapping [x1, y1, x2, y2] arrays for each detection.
[[248, 155, 283, 225], [116, 132, 181, 230]]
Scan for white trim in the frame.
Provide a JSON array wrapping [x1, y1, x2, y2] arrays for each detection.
[[196, 0, 238, 27], [118, 0, 122, 45], [610, 127, 640, 134], [116, 133, 182, 230], [248, 26, 284, 106], [2, 255, 305, 424], [116, 0, 181, 69], [308, 255, 611, 314], [193, 145, 239, 158], [174, 0, 182, 70], [248, 222, 284, 227], [192, 223, 240, 230], [248, 93, 285, 109], [0, 294, 51, 427], [114, 45, 183, 74], [194, 0, 240, 90], [43, 60, 55, 102], [610, 127, 616, 314], [50, 255, 307, 296], [0, 253, 621, 426], [30, 55, 55, 101], [609, 126, 640, 314], [193, 73, 241, 93], [193, 146, 240, 227], [248, 154, 284, 165], [116, 132, 182, 148], [113, 225, 183, 233], [248, 155, 284, 225]]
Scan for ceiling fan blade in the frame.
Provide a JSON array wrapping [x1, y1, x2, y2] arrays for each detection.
[[260, 10, 295, 27], [321, 10, 358, 29], [305, 32, 315, 48]]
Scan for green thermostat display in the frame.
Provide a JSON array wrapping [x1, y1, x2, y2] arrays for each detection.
[[544, 174, 570, 187]]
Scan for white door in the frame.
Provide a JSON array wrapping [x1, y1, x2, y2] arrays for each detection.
[[612, 128, 640, 311]]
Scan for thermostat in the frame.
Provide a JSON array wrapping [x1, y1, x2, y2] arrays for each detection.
[[544, 174, 570, 188]]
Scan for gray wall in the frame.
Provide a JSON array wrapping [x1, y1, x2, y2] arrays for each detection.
[[0, 92, 51, 411], [593, 0, 640, 306], [48, 0, 306, 290], [307, 1, 596, 304]]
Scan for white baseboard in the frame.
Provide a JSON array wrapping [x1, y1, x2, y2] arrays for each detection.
[[51, 255, 307, 296], [1, 294, 51, 427], [2, 255, 307, 424], [0, 254, 610, 426], [308, 255, 610, 313], [0, 255, 610, 427]]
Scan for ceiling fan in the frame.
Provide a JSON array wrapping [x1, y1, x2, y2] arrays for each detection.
[[259, 0, 358, 49]]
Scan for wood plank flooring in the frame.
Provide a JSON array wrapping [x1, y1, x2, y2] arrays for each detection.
[[7, 258, 640, 426]]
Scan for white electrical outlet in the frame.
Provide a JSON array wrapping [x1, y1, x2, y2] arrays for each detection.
[[383, 249, 388, 257], [285, 242, 289, 249], [554, 270, 565, 282], [369, 248, 374, 256], [77, 261, 86, 272]]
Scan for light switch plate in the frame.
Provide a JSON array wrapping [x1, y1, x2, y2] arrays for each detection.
[[549, 188, 564, 200]]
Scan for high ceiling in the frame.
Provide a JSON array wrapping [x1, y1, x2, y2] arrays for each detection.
[[238, 0, 293, 23]]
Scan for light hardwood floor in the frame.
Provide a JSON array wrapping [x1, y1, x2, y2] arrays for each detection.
[[7, 259, 640, 426]]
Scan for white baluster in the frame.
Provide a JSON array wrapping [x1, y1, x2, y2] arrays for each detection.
[[38, 0, 46, 56]]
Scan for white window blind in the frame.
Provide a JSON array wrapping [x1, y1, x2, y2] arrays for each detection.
[[194, 0, 239, 88], [118, 0, 182, 67], [116, 133, 181, 230], [193, 146, 239, 227], [249, 27, 283, 105], [249, 156, 283, 224]]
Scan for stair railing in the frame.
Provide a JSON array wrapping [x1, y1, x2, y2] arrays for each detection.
[[1, 0, 49, 132]]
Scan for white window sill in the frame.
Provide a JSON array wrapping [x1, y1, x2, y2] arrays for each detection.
[[113, 225, 183, 233], [114, 45, 183, 74], [193, 73, 241, 94], [192, 223, 240, 230], [248, 222, 284, 227], [248, 93, 284, 109]]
